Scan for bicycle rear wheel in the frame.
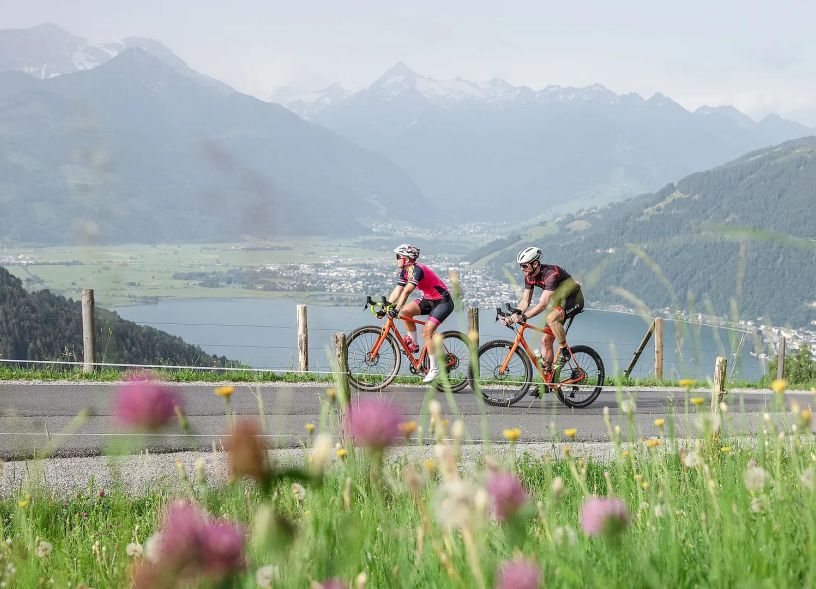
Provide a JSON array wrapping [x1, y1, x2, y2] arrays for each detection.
[[421, 331, 471, 393], [555, 344, 605, 408], [468, 339, 532, 406], [346, 326, 401, 391]]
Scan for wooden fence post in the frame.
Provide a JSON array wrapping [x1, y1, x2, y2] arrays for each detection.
[[624, 319, 656, 378], [654, 317, 664, 379], [713, 356, 727, 408], [81, 289, 95, 373], [776, 336, 786, 380], [333, 332, 349, 405], [467, 307, 479, 348], [297, 304, 308, 372]]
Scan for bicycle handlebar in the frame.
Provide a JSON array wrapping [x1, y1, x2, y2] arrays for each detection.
[[495, 303, 524, 330]]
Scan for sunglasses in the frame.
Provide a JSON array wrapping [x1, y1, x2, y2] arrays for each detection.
[[520, 262, 535, 269]]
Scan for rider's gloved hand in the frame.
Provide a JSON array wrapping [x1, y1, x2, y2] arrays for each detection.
[[375, 307, 386, 319], [387, 305, 399, 319], [508, 313, 521, 324]]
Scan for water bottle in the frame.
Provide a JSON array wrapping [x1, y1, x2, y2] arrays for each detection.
[[532, 349, 543, 367]]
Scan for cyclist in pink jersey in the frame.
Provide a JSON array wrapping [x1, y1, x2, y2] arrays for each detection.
[[385, 244, 453, 383]]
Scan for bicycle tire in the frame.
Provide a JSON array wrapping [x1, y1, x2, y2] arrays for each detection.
[[468, 339, 532, 406], [346, 325, 401, 391], [555, 344, 605, 408], [421, 331, 471, 393]]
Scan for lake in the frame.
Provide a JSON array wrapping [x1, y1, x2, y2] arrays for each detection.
[[114, 298, 768, 380]]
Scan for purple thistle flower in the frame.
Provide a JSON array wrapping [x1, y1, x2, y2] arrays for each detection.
[[114, 378, 181, 431], [317, 579, 346, 589], [344, 397, 403, 449], [580, 496, 630, 537], [486, 471, 529, 521], [495, 558, 541, 589], [159, 501, 207, 571], [200, 520, 246, 575]]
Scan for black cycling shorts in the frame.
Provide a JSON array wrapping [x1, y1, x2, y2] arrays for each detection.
[[559, 290, 584, 320], [417, 295, 454, 326]]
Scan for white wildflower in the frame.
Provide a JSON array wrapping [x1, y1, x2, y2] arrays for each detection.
[[255, 564, 278, 588], [144, 533, 163, 564], [551, 476, 565, 503], [683, 451, 700, 469], [750, 496, 764, 513], [621, 398, 636, 415], [694, 412, 721, 434], [653, 504, 667, 518], [310, 433, 333, 475], [126, 542, 143, 557], [744, 466, 770, 493], [36, 540, 52, 557], [801, 467, 816, 491], [291, 482, 306, 502], [553, 525, 577, 546], [434, 480, 486, 531]]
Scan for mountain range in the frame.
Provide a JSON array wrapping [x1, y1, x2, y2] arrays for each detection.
[[0, 25, 426, 244], [472, 137, 816, 328], [279, 63, 814, 218]]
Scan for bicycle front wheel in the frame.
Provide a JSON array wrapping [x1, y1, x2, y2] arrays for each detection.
[[346, 326, 401, 391], [469, 339, 532, 406], [422, 331, 471, 393], [555, 344, 605, 408]]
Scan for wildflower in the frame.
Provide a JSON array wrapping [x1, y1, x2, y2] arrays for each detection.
[[310, 434, 333, 475], [678, 379, 695, 389], [645, 438, 661, 449], [562, 445, 572, 457], [621, 398, 636, 415], [434, 480, 488, 531], [255, 565, 278, 589], [801, 467, 816, 491], [653, 504, 667, 518], [126, 542, 144, 557], [17, 495, 30, 509], [291, 483, 306, 502], [305, 423, 316, 434], [750, 497, 764, 513], [551, 476, 566, 503], [553, 525, 578, 546], [580, 496, 630, 538], [654, 418, 666, 428], [36, 540, 53, 558], [144, 533, 162, 563], [799, 408, 813, 428], [744, 466, 770, 493], [399, 420, 418, 437], [689, 397, 705, 406], [199, 520, 246, 576], [563, 428, 577, 439], [503, 428, 521, 442], [345, 397, 403, 449], [326, 387, 337, 401], [486, 471, 529, 521], [621, 450, 630, 458], [428, 399, 442, 421], [227, 420, 270, 481], [495, 557, 541, 589], [771, 379, 787, 394], [694, 412, 721, 434], [423, 458, 435, 472], [336, 447, 348, 459], [114, 378, 181, 431], [214, 386, 235, 398], [315, 579, 345, 589], [195, 457, 207, 485], [451, 419, 465, 442]]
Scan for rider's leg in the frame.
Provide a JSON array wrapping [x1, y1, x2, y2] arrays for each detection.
[[541, 330, 556, 367], [401, 301, 421, 350], [547, 307, 568, 364], [422, 297, 453, 382], [423, 320, 440, 369]]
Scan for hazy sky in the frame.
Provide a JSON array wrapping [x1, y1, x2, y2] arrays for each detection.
[[3, 0, 816, 125]]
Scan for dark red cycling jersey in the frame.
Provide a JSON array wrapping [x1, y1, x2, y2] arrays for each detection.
[[524, 264, 573, 292]]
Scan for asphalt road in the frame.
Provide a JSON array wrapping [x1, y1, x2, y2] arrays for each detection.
[[0, 381, 796, 458]]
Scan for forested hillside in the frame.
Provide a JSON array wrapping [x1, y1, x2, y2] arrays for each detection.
[[0, 267, 235, 366], [478, 137, 816, 328]]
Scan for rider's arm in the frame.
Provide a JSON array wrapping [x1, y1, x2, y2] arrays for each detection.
[[387, 284, 404, 305], [521, 289, 554, 321], [393, 282, 416, 309]]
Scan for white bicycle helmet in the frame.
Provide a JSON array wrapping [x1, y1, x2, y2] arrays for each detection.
[[517, 246, 541, 265], [394, 243, 420, 260]]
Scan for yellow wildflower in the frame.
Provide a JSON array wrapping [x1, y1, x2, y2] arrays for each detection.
[[645, 438, 662, 449], [654, 418, 666, 428], [564, 428, 577, 439], [423, 458, 436, 472], [641, 481, 650, 490], [771, 379, 788, 394], [562, 445, 572, 457], [720, 446, 732, 454], [622, 450, 630, 458], [800, 408, 813, 427], [690, 397, 705, 406], [399, 420, 418, 437], [678, 379, 695, 389], [335, 448, 348, 459], [214, 386, 235, 398], [17, 495, 31, 509], [503, 428, 521, 442], [326, 387, 337, 401], [305, 423, 316, 434]]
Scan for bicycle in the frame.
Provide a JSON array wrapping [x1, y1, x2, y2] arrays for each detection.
[[468, 303, 605, 408], [345, 296, 471, 392]]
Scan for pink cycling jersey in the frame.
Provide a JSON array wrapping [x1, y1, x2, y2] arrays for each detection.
[[397, 263, 449, 301]]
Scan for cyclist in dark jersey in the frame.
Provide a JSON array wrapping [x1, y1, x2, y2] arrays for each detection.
[[502, 246, 584, 374], [385, 243, 453, 383]]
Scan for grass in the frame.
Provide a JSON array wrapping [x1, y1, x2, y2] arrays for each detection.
[[3, 390, 816, 588]]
